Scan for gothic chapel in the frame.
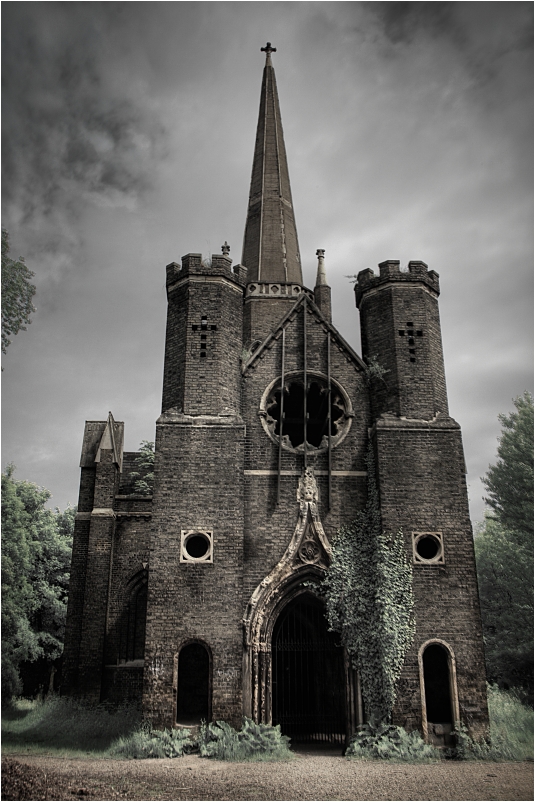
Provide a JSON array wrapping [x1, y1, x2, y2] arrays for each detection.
[[63, 44, 488, 748]]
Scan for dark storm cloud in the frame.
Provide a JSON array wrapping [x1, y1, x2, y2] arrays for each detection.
[[2, 4, 165, 230], [369, 2, 460, 46]]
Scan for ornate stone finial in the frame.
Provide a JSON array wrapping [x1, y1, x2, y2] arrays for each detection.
[[261, 42, 277, 63], [221, 241, 230, 256]]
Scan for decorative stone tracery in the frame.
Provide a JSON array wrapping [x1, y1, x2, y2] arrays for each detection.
[[243, 468, 331, 722]]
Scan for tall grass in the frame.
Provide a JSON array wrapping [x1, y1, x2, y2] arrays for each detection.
[[455, 685, 533, 761], [2, 696, 140, 757]]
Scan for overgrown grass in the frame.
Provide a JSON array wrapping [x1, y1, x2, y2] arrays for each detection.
[[3, 685, 531, 762], [2, 696, 141, 757], [453, 685, 533, 761]]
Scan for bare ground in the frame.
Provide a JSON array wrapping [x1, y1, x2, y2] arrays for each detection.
[[2, 753, 533, 801]]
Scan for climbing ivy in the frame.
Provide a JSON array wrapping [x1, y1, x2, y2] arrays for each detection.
[[320, 442, 415, 724]]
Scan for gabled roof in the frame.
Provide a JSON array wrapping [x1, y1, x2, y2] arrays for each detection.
[[241, 292, 366, 375], [80, 411, 124, 470]]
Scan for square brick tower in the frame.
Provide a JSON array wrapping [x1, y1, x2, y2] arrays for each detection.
[[63, 43, 488, 747]]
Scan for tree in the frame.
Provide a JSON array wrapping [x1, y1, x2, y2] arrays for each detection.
[[130, 440, 155, 495], [1, 466, 74, 700], [475, 515, 533, 695], [483, 391, 533, 540], [475, 392, 534, 699], [1, 229, 36, 356]]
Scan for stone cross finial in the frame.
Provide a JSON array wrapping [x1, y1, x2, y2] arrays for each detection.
[[221, 241, 230, 256], [261, 42, 277, 63]]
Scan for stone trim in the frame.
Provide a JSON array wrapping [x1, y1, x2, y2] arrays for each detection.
[[115, 512, 152, 518], [91, 508, 116, 517], [244, 470, 367, 476], [167, 274, 244, 296]]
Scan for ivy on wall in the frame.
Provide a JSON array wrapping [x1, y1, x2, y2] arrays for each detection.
[[321, 441, 415, 724]]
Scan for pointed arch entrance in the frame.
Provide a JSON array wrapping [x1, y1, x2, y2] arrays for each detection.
[[272, 592, 346, 745]]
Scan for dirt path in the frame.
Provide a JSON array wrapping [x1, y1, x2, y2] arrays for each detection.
[[2, 753, 533, 801]]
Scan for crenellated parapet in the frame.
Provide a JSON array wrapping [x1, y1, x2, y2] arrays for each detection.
[[354, 260, 440, 308], [166, 251, 247, 294]]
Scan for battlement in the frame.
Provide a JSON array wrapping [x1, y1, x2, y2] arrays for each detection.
[[354, 260, 440, 307], [165, 253, 247, 290]]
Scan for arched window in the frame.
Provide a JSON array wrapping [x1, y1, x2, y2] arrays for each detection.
[[119, 570, 148, 662], [419, 640, 459, 747], [176, 642, 212, 725]]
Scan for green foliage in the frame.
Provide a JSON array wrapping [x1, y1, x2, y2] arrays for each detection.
[[346, 721, 438, 761], [198, 717, 292, 761], [1, 229, 36, 356], [130, 440, 155, 496], [1, 466, 74, 699], [483, 392, 533, 540], [109, 723, 195, 759], [321, 442, 415, 723], [452, 685, 533, 761], [476, 393, 534, 698], [2, 696, 140, 757], [475, 515, 533, 696], [363, 355, 389, 386]]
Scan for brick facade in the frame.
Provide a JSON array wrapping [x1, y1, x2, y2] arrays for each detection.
[[62, 50, 488, 745]]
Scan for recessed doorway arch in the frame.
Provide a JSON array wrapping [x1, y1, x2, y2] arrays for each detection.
[[272, 592, 346, 746], [174, 640, 212, 726], [418, 639, 459, 747], [244, 571, 362, 747]]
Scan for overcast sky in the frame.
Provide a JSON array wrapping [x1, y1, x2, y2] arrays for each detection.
[[2, 2, 533, 525]]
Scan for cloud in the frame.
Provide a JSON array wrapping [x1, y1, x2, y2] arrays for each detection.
[[2, 4, 166, 243]]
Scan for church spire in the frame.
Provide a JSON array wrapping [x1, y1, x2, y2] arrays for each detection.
[[242, 43, 303, 285]]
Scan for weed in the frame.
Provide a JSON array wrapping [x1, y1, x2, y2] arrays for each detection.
[[198, 717, 293, 761], [109, 723, 196, 759], [346, 720, 438, 762]]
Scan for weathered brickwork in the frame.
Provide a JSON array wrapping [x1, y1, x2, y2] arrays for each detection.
[[63, 50, 488, 745]]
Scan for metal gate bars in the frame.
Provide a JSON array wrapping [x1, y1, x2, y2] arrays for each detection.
[[272, 593, 346, 745]]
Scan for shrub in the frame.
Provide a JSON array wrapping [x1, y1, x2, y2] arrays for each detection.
[[109, 724, 195, 759], [346, 720, 438, 762], [198, 717, 292, 762]]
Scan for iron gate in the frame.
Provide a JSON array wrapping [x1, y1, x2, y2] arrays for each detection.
[[272, 594, 346, 745]]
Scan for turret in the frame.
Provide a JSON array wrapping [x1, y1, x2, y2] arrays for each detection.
[[313, 249, 331, 321], [355, 260, 448, 421], [162, 245, 245, 416]]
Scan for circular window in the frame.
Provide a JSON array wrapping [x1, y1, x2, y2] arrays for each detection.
[[414, 533, 443, 563], [260, 372, 352, 453], [185, 534, 210, 559], [181, 530, 213, 563]]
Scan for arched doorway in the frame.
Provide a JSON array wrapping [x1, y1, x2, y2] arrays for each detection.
[[420, 641, 458, 747], [271, 593, 346, 745], [176, 642, 211, 725]]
